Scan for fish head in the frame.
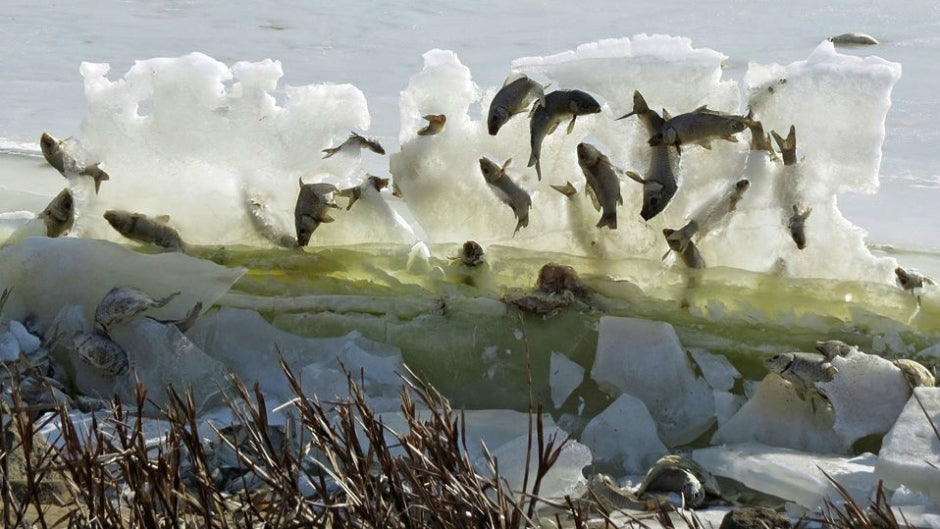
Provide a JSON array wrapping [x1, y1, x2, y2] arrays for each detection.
[[478, 157, 502, 183], [39, 132, 57, 154], [735, 179, 750, 192], [728, 118, 748, 133], [788, 211, 807, 249], [764, 353, 793, 374], [487, 107, 510, 135], [103, 210, 131, 231], [575, 143, 600, 165], [640, 181, 672, 221], [367, 140, 386, 155], [570, 91, 602, 115], [895, 267, 919, 289]]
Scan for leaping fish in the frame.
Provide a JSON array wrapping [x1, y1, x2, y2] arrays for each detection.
[[618, 92, 679, 220], [528, 89, 601, 181], [321, 132, 385, 158], [40, 132, 110, 194], [648, 108, 748, 154], [479, 157, 532, 236], [487, 73, 547, 136], [576, 143, 623, 229]]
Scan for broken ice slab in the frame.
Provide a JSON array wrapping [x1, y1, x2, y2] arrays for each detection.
[[580, 393, 668, 475], [876, 387, 940, 502], [693, 442, 877, 511], [590, 316, 715, 446], [550, 352, 585, 409], [712, 373, 845, 453], [689, 348, 740, 391], [0, 237, 243, 329]]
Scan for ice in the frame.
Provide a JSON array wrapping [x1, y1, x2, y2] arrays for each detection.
[[38, 409, 174, 451], [69, 53, 413, 248], [550, 352, 584, 408], [875, 388, 940, 501], [0, 331, 19, 362], [712, 374, 846, 453], [187, 308, 405, 410], [481, 430, 592, 501], [713, 390, 745, 426], [817, 350, 911, 445], [689, 348, 740, 391], [9, 320, 40, 355], [693, 442, 877, 510], [0, 237, 242, 330], [590, 316, 714, 446], [579, 393, 668, 475]]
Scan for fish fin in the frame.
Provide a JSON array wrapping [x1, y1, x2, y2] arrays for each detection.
[[502, 72, 526, 86], [513, 216, 528, 236], [694, 104, 709, 112], [725, 135, 739, 143], [596, 212, 617, 230], [566, 116, 576, 135], [615, 111, 635, 121], [155, 215, 171, 223], [319, 213, 335, 223], [321, 147, 338, 158], [772, 125, 796, 151], [547, 121, 560, 135], [502, 158, 513, 171], [802, 207, 813, 220], [538, 85, 548, 107], [624, 170, 646, 184], [661, 248, 673, 261], [662, 108, 672, 121], [528, 100, 540, 118], [551, 182, 577, 197], [527, 150, 537, 168], [78, 163, 100, 176], [535, 159, 542, 181], [154, 291, 181, 308], [416, 126, 431, 136], [675, 143, 682, 155], [345, 193, 360, 211], [585, 186, 601, 212]]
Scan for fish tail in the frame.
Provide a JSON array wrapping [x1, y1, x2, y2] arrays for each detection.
[[596, 211, 617, 230], [321, 147, 338, 159]]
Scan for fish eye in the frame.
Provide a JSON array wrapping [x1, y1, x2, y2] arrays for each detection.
[[649, 197, 659, 207]]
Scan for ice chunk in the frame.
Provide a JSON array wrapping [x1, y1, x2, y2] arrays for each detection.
[[580, 393, 668, 475], [712, 374, 846, 453], [876, 388, 940, 501], [0, 331, 19, 362], [714, 390, 745, 426], [689, 348, 740, 391], [187, 308, 405, 410], [590, 316, 715, 446], [0, 237, 243, 330], [817, 350, 911, 445], [9, 320, 40, 355], [482, 430, 591, 502], [694, 442, 877, 510], [550, 352, 584, 408]]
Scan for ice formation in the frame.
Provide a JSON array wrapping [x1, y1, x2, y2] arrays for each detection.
[[876, 388, 940, 501], [550, 351, 584, 408], [579, 393, 668, 474]]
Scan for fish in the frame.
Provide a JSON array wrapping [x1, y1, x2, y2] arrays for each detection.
[[619, 92, 679, 220], [38, 188, 74, 238], [148, 301, 203, 333], [40, 132, 110, 194], [94, 286, 180, 335], [417, 114, 446, 136], [771, 125, 797, 166], [683, 178, 750, 244], [294, 180, 340, 247], [246, 196, 299, 249], [478, 157, 532, 235], [550, 181, 577, 197], [528, 89, 602, 180], [104, 210, 184, 251], [744, 109, 775, 156], [648, 108, 748, 153], [815, 339, 855, 360], [321, 131, 385, 158], [788, 205, 812, 250], [487, 73, 547, 136], [663, 226, 705, 269], [454, 240, 484, 267], [829, 32, 879, 46], [70, 331, 130, 376], [575, 143, 623, 229], [764, 351, 838, 403], [895, 266, 935, 293], [337, 175, 389, 210]]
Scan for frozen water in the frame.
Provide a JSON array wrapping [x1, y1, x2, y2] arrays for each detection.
[[481, 430, 592, 501], [579, 393, 669, 475], [712, 373, 845, 453], [876, 387, 940, 501], [590, 316, 714, 446], [550, 351, 584, 408], [713, 390, 746, 426], [817, 350, 911, 445], [694, 442, 877, 510], [689, 348, 740, 391]]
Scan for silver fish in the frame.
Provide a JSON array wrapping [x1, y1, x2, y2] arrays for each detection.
[[764, 351, 837, 401], [815, 339, 854, 360], [893, 358, 935, 388], [744, 109, 775, 156], [648, 109, 747, 153], [528, 89, 602, 181], [337, 175, 389, 211], [294, 180, 339, 247], [95, 286, 180, 335], [40, 133, 109, 194], [788, 205, 812, 250], [895, 266, 935, 292], [576, 143, 623, 229], [685, 178, 750, 244], [663, 226, 706, 269], [417, 114, 446, 136], [479, 157, 531, 235], [321, 132, 385, 158], [619, 92, 679, 220], [38, 188, 74, 238], [615, 90, 665, 134], [71, 331, 130, 376], [771, 125, 797, 166], [487, 73, 547, 136], [104, 210, 184, 251], [247, 197, 299, 249]]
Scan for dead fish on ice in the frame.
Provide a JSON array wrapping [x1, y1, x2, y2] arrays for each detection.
[[40, 132, 110, 193], [38, 188, 74, 238], [94, 286, 180, 335], [487, 73, 547, 136], [815, 339, 855, 360], [528, 89, 601, 180], [67, 331, 130, 376], [295, 180, 339, 247], [829, 32, 879, 46], [648, 108, 748, 154], [417, 114, 446, 136], [321, 132, 385, 158], [576, 143, 623, 229], [104, 210, 184, 251], [764, 351, 837, 402], [479, 157, 531, 235]]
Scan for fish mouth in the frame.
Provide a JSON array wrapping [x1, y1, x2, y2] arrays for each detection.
[[648, 135, 663, 146]]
